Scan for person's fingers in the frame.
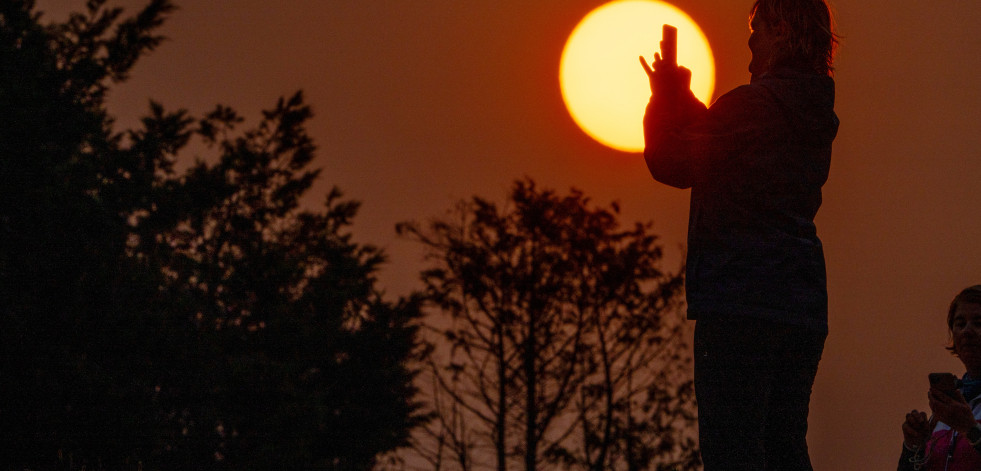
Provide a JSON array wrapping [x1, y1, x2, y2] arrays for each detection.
[[678, 66, 692, 82], [930, 387, 956, 401], [639, 56, 653, 76], [907, 416, 926, 433], [902, 418, 917, 432], [904, 410, 932, 432], [917, 415, 930, 429]]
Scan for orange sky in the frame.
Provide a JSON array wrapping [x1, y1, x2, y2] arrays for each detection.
[[36, 0, 981, 468]]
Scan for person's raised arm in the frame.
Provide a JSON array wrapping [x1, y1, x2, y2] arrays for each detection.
[[639, 52, 704, 189]]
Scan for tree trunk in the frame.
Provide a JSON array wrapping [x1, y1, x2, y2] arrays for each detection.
[[497, 322, 508, 471], [524, 315, 537, 471]]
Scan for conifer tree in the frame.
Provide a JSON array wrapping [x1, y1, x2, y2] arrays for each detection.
[[0, 2, 425, 469]]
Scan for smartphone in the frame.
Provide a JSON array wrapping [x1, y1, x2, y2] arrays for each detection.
[[661, 24, 678, 66], [929, 372, 961, 398]]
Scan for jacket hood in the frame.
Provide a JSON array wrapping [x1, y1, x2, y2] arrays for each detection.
[[754, 66, 839, 146]]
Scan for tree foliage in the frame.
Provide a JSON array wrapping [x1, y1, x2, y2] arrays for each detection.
[[0, 1, 424, 469], [397, 179, 700, 471]]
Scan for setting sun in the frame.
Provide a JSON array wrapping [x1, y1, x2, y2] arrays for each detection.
[[560, 0, 715, 153]]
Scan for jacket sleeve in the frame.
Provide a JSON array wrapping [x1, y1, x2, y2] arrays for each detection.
[[643, 84, 775, 189], [642, 89, 705, 189], [896, 445, 919, 471]]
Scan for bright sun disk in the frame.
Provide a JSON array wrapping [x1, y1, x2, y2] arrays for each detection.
[[560, 0, 715, 153]]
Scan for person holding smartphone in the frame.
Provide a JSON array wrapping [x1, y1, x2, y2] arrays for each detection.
[[639, 1, 839, 469], [899, 285, 981, 471]]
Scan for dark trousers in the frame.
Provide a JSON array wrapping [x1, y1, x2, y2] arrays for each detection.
[[694, 316, 826, 471]]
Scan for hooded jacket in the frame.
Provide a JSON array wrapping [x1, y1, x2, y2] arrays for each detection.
[[643, 66, 839, 333]]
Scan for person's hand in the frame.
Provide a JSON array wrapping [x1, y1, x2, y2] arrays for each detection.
[[638, 51, 691, 101], [902, 409, 934, 450], [928, 387, 978, 434]]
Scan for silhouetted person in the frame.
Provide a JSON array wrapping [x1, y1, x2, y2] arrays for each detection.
[[640, 0, 839, 469], [899, 285, 981, 471]]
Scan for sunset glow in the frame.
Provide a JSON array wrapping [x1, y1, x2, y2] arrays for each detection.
[[560, 0, 715, 153]]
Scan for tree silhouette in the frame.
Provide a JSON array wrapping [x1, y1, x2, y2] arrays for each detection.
[[397, 179, 700, 471], [0, 1, 424, 469]]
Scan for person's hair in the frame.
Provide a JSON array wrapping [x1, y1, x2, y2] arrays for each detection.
[[946, 285, 981, 355], [751, 0, 840, 76]]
